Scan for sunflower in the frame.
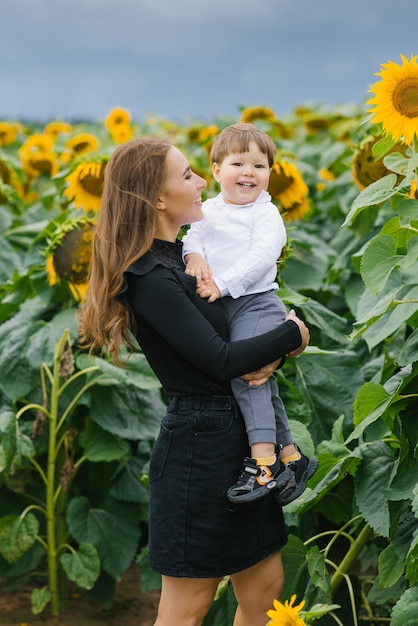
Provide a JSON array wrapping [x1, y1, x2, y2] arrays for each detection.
[[19, 136, 59, 178], [268, 161, 309, 208], [281, 196, 311, 222], [367, 54, 418, 145], [44, 121, 72, 140], [104, 106, 131, 131], [0, 121, 18, 146], [63, 158, 107, 212], [267, 594, 306, 625], [352, 136, 408, 190], [110, 122, 134, 144], [45, 219, 95, 302], [60, 133, 100, 163], [0, 158, 25, 201], [240, 106, 276, 123]]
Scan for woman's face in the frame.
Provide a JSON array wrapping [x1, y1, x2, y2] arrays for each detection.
[[157, 147, 207, 237]]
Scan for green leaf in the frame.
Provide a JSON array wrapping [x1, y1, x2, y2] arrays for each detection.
[[390, 587, 418, 626], [383, 152, 410, 176], [300, 299, 349, 345], [398, 198, 418, 219], [378, 544, 405, 588], [66, 497, 141, 580], [301, 603, 341, 621], [60, 543, 100, 590], [307, 545, 330, 593], [31, 587, 51, 615], [371, 135, 396, 160], [406, 535, 418, 586], [202, 583, 237, 626], [342, 174, 398, 226], [352, 381, 391, 427], [136, 547, 162, 592], [0, 513, 39, 563], [360, 234, 403, 294], [354, 441, 395, 537], [109, 458, 150, 503], [88, 384, 164, 441], [79, 420, 131, 462], [76, 351, 162, 390]]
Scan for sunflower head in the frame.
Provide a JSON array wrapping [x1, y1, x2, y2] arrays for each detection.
[[366, 54, 418, 145], [44, 121, 72, 141], [268, 161, 309, 208], [0, 121, 18, 146], [104, 106, 132, 131], [60, 133, 100, 163], [19, 135, 59, 179], [267, 594, 306, 626], [45, 218, 95, 302], [239, 106, 276, 123], [352, 135, 408, 190], [110, 122, 134, 144], [63, 158, 108, 212]]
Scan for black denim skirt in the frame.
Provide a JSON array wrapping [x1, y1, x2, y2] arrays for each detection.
[[148, 394, 287, 578]]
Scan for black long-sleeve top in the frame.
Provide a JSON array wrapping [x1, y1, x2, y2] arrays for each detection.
[[118, 239, 302, 397]]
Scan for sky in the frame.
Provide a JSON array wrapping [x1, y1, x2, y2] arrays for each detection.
[[1, 0, 418, 125]]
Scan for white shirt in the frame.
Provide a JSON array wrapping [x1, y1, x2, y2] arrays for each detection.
[[182, 190, 287, 299]]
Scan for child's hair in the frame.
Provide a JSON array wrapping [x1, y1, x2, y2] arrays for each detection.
[[209, 123, 276, 167]]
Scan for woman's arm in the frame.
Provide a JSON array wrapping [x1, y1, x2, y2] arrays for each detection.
[[127, 268, 306, 381]]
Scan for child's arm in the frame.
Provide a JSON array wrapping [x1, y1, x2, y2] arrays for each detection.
[[195, 277, 221, 303], [184, 252, 212, 285]]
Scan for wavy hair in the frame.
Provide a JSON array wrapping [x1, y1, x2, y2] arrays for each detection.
[[78, 137, 172, 364]]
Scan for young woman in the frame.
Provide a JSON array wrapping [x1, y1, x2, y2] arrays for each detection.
[[78, 137, 310, 626]]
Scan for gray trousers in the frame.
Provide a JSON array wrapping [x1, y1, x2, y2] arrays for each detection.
[[221, 291, 293, 448]]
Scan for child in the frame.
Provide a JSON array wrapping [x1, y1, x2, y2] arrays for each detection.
[[183, 123, 318, 505]]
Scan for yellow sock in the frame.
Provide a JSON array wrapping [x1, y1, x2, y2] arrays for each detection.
[[281, 451, 301, 464], [255, 455, 276, 466]]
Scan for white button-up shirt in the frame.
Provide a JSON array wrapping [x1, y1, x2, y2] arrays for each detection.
[[182, 190, 286, 299]]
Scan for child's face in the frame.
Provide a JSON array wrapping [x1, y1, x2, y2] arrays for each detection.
[[212, 141, 271, 205]]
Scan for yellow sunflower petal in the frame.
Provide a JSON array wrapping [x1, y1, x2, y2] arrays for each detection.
[[63, 160, 107, 212], [366, 54, 418, 145]]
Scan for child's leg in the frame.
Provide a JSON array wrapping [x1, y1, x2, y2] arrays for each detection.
[[223, 294, 292, 503]]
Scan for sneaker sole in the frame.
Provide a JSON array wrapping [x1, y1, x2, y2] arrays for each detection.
[[227, 465, 295, 504], [275, 458, 319, 506]]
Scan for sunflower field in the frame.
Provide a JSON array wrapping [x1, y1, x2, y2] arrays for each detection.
[[0, 54, 418, 625]]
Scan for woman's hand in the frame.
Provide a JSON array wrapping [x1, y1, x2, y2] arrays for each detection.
[[241, 358, 283, 386], [286, 309, 310, 357]]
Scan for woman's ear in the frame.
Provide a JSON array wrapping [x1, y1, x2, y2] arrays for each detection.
[[155, 197, 166, 211]]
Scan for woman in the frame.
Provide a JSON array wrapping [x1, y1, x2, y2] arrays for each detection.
[[78, 137, 310, 626]]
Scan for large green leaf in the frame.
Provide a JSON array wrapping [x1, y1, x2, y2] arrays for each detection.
[[79, 420, 131, 462], [360, 234, 418, 295], [390, 587, 418, 626], [0, 513, 39, 563], [378, 545, 405, 588], [342, 174, 397, 226], [66, 496, 141, 580], [354, 441, 395, 537], [88, 384, 164, 440], [60, 543, 100, 589], [76, 351, 162, 390], [109, 458, 150, 503], [292, 352, 364, 442], [202, 582, 237, 626]]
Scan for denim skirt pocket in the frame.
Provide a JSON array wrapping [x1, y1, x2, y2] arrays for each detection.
[[149, 423, 172, 483]]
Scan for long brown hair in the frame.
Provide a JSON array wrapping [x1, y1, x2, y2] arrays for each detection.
[[78, 137, 172, 364]]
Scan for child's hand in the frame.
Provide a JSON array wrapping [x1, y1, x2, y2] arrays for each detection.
[[196, 278, 221, 303], [184, 253, 212, 287]]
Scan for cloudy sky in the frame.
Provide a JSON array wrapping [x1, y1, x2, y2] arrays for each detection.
[[1, 0, 417, 124]]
